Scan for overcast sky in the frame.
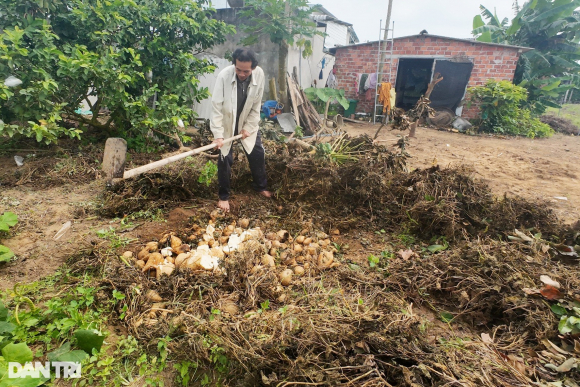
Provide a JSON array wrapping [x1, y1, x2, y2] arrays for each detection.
[[315, 0, 516, 42]]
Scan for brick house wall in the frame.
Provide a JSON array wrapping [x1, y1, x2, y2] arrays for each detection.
[[333, 35, 524, 118]]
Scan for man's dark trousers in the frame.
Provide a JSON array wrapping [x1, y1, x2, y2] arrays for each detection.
[[217, 130, 267, 201]]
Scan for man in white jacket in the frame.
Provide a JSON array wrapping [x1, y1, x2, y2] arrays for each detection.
[[211, 48, 271, 212]]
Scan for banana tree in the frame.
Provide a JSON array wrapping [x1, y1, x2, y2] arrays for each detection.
[[472, 6, 510, 44], [472, 0, 580, 113], [305, 87, 349, 120]]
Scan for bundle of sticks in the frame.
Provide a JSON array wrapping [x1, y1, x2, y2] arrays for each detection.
[[286, 75, 321, 135]]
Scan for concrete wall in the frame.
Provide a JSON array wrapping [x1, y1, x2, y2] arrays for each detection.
[[333, 36, 522, 118], [192, 55, 232, 119]]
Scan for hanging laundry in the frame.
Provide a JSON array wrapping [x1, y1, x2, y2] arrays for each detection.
[[366, 73, 378, 90], [319, 69, 323, 80], [326, 71, 338, 89], [389, 88, 396, 111], [359, 74, 369, 94], [321, 57, 326, 69], [365, 88, 374, 102], [378, 82, 392, 113]]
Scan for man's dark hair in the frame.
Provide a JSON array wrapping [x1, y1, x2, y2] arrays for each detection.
[[232, 48, 258, 69]]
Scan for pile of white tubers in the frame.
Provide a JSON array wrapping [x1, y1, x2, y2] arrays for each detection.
[[124, 218, 341, 287]]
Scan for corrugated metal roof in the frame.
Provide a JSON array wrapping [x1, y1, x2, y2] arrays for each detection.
[[311, 13, 353, 27], [329, 34, 533, 54]]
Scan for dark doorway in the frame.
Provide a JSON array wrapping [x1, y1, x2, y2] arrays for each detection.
[[430, 60, 474, 111], [394, 59, 434, 110]]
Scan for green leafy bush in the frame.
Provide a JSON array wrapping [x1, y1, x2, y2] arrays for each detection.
[[0, 0, 234, 145], [468, 80, 554, 138], [0, 212, 18, 263], [198, 161, 218, 187]]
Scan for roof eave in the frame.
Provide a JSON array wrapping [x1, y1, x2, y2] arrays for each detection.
[[331, 34, 533, 53]]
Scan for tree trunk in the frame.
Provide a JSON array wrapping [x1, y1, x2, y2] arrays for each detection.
[[278, 41, 290, 112]]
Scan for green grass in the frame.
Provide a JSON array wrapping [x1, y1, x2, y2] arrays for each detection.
[[544, 104, 580, 127]]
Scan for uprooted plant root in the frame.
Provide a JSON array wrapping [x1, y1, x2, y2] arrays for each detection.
[[92, 227, 580, 386], [100, 135, 560, 242], [90, 134, 578, 386]]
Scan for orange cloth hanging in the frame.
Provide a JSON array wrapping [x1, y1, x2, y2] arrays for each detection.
[[378, 82, 392, 113]]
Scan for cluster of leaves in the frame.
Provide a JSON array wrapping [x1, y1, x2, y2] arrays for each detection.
[[468, 80, 554, 138], [552, 302, 580, 335], [472, 1, 580, 113], [0, 212, 18, 263], [0, 0, 234, 145], [305, 87, 350, 115], [198, 161, 218, 187], [0, 282, 106, 386], [314, 134, 362, 164], [0, 272, 173, 386]]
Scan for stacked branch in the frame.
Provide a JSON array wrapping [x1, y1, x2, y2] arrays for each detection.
[[287, 75, 321, 135], [387, 73, 443, 137]]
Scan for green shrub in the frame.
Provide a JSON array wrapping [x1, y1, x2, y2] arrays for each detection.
[[468, 80, 554, 138], [0, 0, 234, 145]]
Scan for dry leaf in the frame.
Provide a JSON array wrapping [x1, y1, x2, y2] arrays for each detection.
[[481, 333, 493, 344], [523, 288, 541, 296], [398, 249, 417, 260], [540, 284, 563, 300], [540, 275, 561, 289], [506, 354, 527, 375], [514, 229, 534, 242], [542, 339, 573, 355], [554, 244, 579, 257], [545, 358, 578, 373]]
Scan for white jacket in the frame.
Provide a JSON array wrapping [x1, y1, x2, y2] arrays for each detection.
[[210, 65, 265, 156]]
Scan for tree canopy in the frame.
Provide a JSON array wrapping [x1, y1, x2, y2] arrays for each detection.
[[472, 0, 580, 113], [0, 0, 234, 146]]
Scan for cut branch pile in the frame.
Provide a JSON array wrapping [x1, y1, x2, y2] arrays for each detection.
[[287, 75, 321, 135]]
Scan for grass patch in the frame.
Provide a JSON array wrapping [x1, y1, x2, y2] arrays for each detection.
[[0, 269, 171, 386], [545, 104, 580, 127]]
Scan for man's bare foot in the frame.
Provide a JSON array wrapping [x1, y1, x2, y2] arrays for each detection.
[[258, 190, 272, 198], [218, 200, 230, 212]]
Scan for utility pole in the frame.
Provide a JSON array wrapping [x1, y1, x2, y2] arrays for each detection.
[[378, 0, 394, 84]]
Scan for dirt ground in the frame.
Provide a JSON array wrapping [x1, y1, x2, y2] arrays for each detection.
[[345, 122, 580, 224], [1, 124, 578, 289]]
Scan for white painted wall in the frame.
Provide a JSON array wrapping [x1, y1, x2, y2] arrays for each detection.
[[287, 32, 335, 90], [208, 0, 229, 8], [192, 55, 232, 119]]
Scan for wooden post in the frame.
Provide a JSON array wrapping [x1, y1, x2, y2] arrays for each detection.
[[102, 138, 127, 182]]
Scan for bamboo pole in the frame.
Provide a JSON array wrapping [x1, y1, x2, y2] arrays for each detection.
[[287, 75, 300, 126], [122, 135, 242, 180]]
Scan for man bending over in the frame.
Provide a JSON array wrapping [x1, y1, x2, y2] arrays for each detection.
[[210, 48, 272, 212]]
